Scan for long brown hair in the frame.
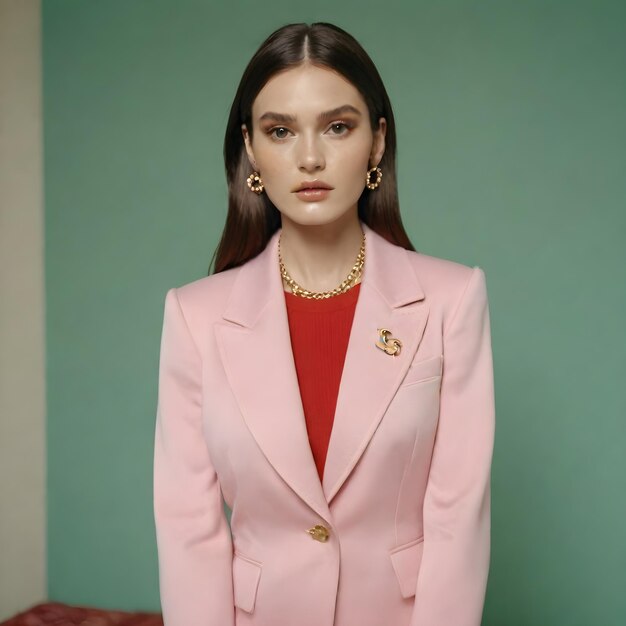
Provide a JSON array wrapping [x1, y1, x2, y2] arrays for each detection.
[[210, 22, 415, 275]]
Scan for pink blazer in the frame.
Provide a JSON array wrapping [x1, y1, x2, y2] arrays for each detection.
[[153, 220, 495, 626]]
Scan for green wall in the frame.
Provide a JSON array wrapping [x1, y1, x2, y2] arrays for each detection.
[[43, 1, 626, 623]]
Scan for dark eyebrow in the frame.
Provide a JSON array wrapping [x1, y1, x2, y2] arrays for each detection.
[[258, 104, 362, 124]]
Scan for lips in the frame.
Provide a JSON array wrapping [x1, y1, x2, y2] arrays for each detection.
[[293, 180, 333, 192], [292, 179, 333, 203]]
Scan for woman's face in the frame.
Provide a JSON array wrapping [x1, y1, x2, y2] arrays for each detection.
[[242, 64, 386, 229]]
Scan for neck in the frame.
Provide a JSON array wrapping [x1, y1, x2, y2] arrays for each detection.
[[278, 211, 364, 294]]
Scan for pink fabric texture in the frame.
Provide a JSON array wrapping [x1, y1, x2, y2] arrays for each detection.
[[153, 221, 496, 626]]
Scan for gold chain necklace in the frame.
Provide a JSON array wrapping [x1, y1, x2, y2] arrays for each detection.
[[278, 232, 365, 299]]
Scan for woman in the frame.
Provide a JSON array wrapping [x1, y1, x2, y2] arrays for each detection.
[[153, 21, 495, 626]]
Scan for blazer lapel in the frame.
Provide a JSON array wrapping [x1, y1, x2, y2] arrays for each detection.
[[322, 222, 428, 503], [215, 228, 332, 523], [214, 221, 428, 520]]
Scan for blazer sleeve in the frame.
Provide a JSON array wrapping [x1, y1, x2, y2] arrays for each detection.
[[153, 288, 235, 626], [409, 266, 496, 626]]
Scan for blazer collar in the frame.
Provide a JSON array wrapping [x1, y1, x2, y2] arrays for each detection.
[[222, 221, 424, 328], [215, 221, 428, 523]]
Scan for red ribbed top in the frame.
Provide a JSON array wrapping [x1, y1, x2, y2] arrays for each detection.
[[284, 283, 361, 481]]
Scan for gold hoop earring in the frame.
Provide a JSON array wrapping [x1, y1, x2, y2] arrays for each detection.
[[365, 166, 382, 190], [247, 171, 264, 194]]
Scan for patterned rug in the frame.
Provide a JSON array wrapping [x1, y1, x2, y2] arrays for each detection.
[[0, 602, 163, 626]]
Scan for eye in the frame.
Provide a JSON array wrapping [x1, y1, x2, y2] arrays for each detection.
[[268, 126, 291, 140], [328, 122, 352, 136]]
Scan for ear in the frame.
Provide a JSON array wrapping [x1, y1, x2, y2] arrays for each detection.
[[241, 123, 258, 170], [370, 117, 387, 167]]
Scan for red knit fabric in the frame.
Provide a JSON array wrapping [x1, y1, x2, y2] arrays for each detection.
[[284, 283, 361, 481]]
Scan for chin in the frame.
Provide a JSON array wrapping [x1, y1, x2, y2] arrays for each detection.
[[280, 209, 353, 229], [276, 197, 360, 228]]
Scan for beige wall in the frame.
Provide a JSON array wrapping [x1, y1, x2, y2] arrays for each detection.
[[0, 0, 46, 617]]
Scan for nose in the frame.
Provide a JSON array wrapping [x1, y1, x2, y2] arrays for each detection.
[[296, 132, 325, 172]]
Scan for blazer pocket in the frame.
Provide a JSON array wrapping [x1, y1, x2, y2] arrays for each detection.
[[233, 552, 263, 613], [401, 354, 443, 387], [388, 536, 425, 599]]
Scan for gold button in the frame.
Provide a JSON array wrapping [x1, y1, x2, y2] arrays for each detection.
[[307, 524, 330, 542]]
